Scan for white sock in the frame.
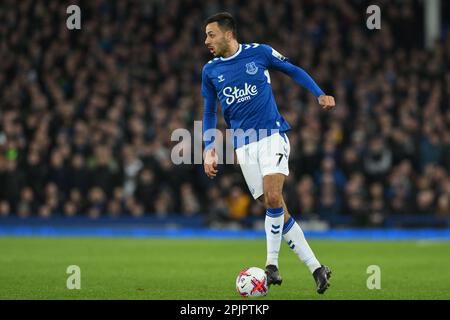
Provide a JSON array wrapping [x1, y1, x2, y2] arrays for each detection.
[[283, 217, 321, 273], [265, 207, 284, 268]]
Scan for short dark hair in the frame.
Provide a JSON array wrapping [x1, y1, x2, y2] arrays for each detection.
[[204, 12, 237, 38]]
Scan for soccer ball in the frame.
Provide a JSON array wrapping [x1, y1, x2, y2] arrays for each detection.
[[236, 267, 268, 298]]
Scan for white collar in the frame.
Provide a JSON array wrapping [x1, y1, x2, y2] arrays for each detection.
[[220, 44, 242, 61]]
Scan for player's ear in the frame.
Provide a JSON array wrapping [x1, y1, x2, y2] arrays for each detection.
[[225, 30, 233, 41]]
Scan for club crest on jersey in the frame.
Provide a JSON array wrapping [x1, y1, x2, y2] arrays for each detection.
[[245, 62, 258, 75]]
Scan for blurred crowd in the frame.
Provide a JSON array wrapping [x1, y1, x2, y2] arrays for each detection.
[[1, 0, 450, 226]]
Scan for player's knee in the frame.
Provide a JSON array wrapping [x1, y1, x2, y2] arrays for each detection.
[[264, 190, 283, 208]]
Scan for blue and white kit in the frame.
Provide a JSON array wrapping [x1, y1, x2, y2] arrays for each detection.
[[201, 43, 325, 199]]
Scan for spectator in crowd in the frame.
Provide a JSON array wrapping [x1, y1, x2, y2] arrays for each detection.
[[226, 185, 251, 221], [17, 187, 36, 218], [368, 182, 387, 226], [180, 182, 201, 216], [0, 201, 11, 217], [363, 137, 393, 184], [437, 194, 450, 218], [134, 168, 158, 213], [206, 186, 230, 225]]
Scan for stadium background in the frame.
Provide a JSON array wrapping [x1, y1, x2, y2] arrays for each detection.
[[1, 0, 450, 228], [0, 0, 450, 300]]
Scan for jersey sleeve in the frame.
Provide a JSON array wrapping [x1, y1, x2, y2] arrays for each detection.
[[260, 44, 290, 68], [201, 65, 217, 100], [260, 44, 325, 98], [201, 66, 218, 151]]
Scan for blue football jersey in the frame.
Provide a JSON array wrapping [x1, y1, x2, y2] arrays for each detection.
[[201, 43, 324, 149]]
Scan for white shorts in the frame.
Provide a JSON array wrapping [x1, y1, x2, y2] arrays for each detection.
[[235, 132, 290, 200]]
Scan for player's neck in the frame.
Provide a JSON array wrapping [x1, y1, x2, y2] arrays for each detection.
[[222, 41, 239, 58]]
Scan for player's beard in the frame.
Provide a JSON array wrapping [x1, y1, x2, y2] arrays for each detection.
[[215, 40, 230, 58]]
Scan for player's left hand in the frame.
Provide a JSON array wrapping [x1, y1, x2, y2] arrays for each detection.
[[318, 95, 336, 111]]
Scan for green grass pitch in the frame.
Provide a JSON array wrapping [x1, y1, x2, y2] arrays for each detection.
[[0, 237, 449, 299]]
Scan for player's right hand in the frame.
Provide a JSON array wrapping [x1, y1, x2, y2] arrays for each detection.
[[204, 148, 219, 179]]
